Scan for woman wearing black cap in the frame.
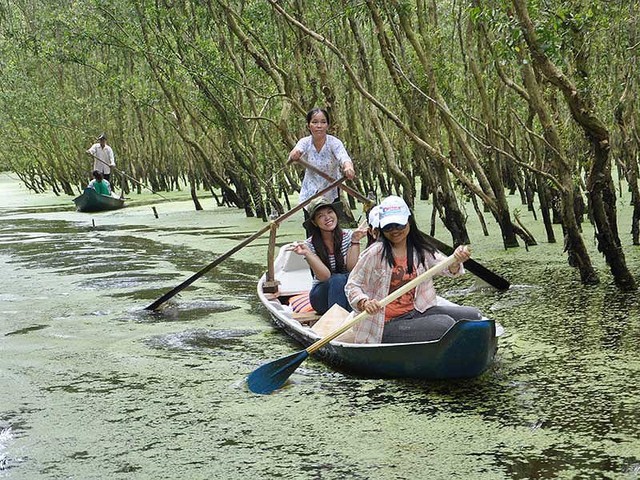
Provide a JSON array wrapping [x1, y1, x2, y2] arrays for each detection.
[[290, 197, 367, 315]]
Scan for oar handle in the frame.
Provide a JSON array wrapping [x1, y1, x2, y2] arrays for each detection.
[[144, 177, 347, 311], [294, 158, 375, 209], [306, 254, 459, 354], [87, 151, 170, 200], [294, 159, 510, 291]]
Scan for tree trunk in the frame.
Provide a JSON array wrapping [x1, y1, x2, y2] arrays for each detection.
[[512, 0, 636, 291]]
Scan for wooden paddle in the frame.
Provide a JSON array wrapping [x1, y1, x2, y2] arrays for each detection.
[[144, 177, 347, 311], [294, 158, 510, 291], [246, 254, 460, 394]]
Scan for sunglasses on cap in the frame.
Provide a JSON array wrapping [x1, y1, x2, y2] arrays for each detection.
[[382, 223, 407, 232]]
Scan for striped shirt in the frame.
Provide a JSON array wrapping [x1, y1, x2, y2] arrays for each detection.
[[304, 230, 354, 286]]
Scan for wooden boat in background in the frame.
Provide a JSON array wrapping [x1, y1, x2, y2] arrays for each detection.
[[257, 243, 503, 380], [73, 188, 125, 213]]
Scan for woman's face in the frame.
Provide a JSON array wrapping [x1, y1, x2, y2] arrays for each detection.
[[313, 206, 338, 232], [382, 222, 409, 246], [308, 112, 329, 137]]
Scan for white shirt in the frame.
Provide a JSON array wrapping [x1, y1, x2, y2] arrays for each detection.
[[88, 143, 115, 174], [293, 134, 352, 204]]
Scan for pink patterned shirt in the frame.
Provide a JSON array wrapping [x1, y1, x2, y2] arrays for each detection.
[[345, 242, 463, 344]]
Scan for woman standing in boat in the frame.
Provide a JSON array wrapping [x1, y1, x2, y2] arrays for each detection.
[[291, 197, 367, 315], [345, 195, 481, 344], [288, 108, 355, 234]]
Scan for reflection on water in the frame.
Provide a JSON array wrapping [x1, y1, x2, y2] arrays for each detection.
[[146, 329, 257, 353], [4, 324, 49, 336], [0, 181, 639, 479]]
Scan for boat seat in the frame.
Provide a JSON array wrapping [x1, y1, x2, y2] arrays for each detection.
[[292, 311, 320, 326], [274, 244, 313, 296]]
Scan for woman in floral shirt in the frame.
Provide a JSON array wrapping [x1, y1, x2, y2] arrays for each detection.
[[345, 196, 482, 344], [288, 108, 355, 234]]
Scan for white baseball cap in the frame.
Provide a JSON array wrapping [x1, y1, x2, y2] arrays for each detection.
[[378, 195, 411, 228]]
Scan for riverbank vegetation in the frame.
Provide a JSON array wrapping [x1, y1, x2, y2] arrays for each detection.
[[0, 0, 638, 289]]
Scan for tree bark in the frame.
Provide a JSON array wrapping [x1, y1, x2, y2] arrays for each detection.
[[512, 0, 636, 291]]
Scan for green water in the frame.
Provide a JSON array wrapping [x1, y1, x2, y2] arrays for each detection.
[[0, 173, 638, 479]]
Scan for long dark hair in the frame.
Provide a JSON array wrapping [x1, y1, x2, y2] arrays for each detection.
[[308, 220, 347, 274], [379, 215, 436, 273], [306, 108, 330, 126]]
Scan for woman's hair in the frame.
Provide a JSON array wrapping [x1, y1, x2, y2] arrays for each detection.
[[379, 214, 436, 273], [306, 108, 330, 125], [308, 210, 347, 274]]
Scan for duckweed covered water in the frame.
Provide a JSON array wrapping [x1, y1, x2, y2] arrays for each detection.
[[1, 173, 639, 479]]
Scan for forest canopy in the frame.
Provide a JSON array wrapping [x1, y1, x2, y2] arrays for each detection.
[[0, 0, 638, 289]]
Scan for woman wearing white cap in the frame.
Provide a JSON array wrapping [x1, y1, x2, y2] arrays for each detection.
[[345, 195, 481, 344]]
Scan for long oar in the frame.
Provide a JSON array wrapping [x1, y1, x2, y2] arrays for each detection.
[[247, 254, 459, 394], [295, 158, 509, 291], [87, 152, 170, 201], [144, 177, 347, 311]]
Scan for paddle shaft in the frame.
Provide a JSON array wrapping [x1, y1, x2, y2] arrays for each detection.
[[87, 152, 169, 200], [295, 158, 375, 209], [145, 177, 347, 311], [294, 159, 509, 291], [306, 254, 459, 354]]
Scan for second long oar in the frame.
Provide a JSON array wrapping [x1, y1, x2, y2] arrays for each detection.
[[247, 254, 459, 394], [294, 158, 509, 291], [87, 152, 169, 201], [144, 177, 347, 311]]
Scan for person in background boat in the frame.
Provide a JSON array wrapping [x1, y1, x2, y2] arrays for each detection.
[[365, 205, 381, 248], [88, 170, 112, 196], [290, 197, 367, 315], [86, 133, 115, 182], [287, 108, 356, 236], [345, 195, 482, 344]]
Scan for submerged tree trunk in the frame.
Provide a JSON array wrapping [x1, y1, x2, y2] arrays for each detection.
[[615, 79, 640, 245], [512, 0, 636, 291], [517, 41, 596, 281]]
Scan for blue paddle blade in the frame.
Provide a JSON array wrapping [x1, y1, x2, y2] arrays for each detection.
[[247, 350, 309, 394]]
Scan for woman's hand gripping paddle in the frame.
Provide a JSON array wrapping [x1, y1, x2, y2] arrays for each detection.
[[246, 254, 460, 394]]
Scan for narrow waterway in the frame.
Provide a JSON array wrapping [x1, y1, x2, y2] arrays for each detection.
[[1, 173, 638, 479]]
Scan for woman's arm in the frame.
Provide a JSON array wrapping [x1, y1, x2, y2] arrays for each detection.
[[342, 160, 355, 180], [291, 242, 331, 281], [330, 136, 355, 180], [288, 147, 303, 162], [287, 137, 309, 163], [345, 246, 383, 311], [345, 225, 368, 270]]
